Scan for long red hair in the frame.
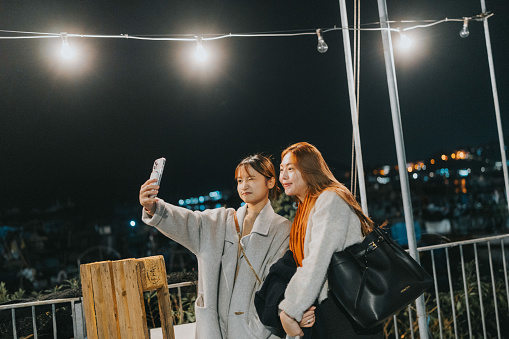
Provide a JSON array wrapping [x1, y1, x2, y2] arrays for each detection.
[[282, 142, 374, 236]]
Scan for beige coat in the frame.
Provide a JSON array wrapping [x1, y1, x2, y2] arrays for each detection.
[[278, 190, 364, 322], [142, 200, 291, 339]]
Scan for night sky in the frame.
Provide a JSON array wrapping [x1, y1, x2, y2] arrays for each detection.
[[1, 1, 508, 213]]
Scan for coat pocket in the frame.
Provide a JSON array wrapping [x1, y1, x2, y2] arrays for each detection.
[[247, 306, 272, 338]]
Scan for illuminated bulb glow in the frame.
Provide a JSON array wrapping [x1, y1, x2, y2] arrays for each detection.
[[60, 32, 74, 59], [194, 36, 207, 62], [399, 32, 412, 50], [316, 29, 328, 53]]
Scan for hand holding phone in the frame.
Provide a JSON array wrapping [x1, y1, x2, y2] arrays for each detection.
[[149, 157, 166, 198]]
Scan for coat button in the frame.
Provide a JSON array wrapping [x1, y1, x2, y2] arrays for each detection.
[[234, 312, 244, 315]]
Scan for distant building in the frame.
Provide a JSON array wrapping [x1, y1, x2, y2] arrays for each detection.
[[177, 190, 230, 211]]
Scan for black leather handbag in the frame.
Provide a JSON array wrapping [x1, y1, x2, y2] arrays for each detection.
[[328, 226, 433, 329]]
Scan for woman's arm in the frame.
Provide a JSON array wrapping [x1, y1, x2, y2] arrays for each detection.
[[279, 191, 362, 321], [140, 179, 229, 255]]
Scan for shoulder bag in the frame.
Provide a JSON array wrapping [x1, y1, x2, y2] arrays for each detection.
[[328, 226, 433, 329]]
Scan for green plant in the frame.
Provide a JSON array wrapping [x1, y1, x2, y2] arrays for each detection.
[[62, 278, 81, 289], [272, 193, 296, 222], [143, 290, 197, 328], [0, 282, 26, 303]]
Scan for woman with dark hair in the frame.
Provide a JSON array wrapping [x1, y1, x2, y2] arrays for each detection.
[[139, 154, 292, 338], [276, 142, 382, 338]]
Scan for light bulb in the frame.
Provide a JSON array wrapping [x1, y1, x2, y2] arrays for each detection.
[[459, 19, 470, 38], [195, 37, 207, 62], [316, 29, 328, 53], [60, 32, 74, 59], [399, 32, 412, 50]]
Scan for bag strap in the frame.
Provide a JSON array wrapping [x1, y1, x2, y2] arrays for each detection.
[[234, 212, 262, 285], [354, 235, 381, 309]]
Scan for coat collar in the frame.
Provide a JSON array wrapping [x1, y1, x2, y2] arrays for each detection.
[[236, 201, 275, 237]]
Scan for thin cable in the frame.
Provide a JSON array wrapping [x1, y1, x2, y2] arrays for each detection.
[[0, 13, 492, 40]]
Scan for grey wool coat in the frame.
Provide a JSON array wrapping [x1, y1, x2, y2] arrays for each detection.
[[279, 190, 364, 323], [142, 200, 291, 339]]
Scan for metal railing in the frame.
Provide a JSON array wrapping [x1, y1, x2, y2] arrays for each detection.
[[0, 297, 84, 339], [388, 233, 509, 339], [1, 234, 507, 338], [0, 281, 196, 339]]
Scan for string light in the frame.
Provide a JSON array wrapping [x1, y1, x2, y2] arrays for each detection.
[[398, 29, 412, 50], [459, 18, 470, 38], [194, 36, 207, 62], [0, 11, 492, 58], [316, 29, 328, 53], [60, 32, 74, 59]]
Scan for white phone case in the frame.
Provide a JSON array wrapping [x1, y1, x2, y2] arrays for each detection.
[[149, 157, 166, 197]]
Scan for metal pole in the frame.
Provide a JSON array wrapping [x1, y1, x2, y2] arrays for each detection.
[[480, 0, 509, 214], [376, 0, 428, 337], [338, 0, 369, 214]]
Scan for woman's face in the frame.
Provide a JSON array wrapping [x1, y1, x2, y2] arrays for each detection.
[[236, 165, 274, 209], [280, 152, 308, 201]]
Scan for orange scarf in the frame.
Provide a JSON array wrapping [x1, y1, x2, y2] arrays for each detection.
[[289, 193, 318, 267]]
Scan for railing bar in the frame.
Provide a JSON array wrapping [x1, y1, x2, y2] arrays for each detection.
[[178, 286, 184, 323], [52, 303, 57, 339], [81, 297, 87, 338], [0, 297, 82, 310], [487, 242, 501, 338], [407, 304, 414, 339], [71, 300, 77, 339], [393, 314, 398, 339], [417, 234, 509, 252], [459, 245, 473, 338], [474, 243, 487, 338], [502, 239, 509, 315], [167, 281, 196, 289], [32, 305, 38, 339], [445, 247, 458, 338], [431, 250, 443, 339], [11, 308, 17, 339]]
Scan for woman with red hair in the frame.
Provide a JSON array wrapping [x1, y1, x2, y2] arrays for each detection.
[[277, 142, 382, 338]]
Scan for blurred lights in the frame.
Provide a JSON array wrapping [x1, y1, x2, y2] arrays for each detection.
[[130, 220, 136, 227], [458, 169, 469, 177]]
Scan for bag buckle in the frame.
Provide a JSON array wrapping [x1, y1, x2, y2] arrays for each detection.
[[369, 241, 377, 250]]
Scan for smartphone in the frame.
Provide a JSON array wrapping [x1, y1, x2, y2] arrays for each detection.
[[149, 157, 166, 198]]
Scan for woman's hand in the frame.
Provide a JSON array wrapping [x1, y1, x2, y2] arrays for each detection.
[[139, 179, 159, 216], [299, 306, 316, 328], [280, 311, 304, 337]]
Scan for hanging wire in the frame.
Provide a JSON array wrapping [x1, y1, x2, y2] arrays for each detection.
[[0, 13, 493, 40]]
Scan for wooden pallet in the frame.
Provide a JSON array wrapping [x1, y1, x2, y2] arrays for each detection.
[[80, 255, 175, 339]]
